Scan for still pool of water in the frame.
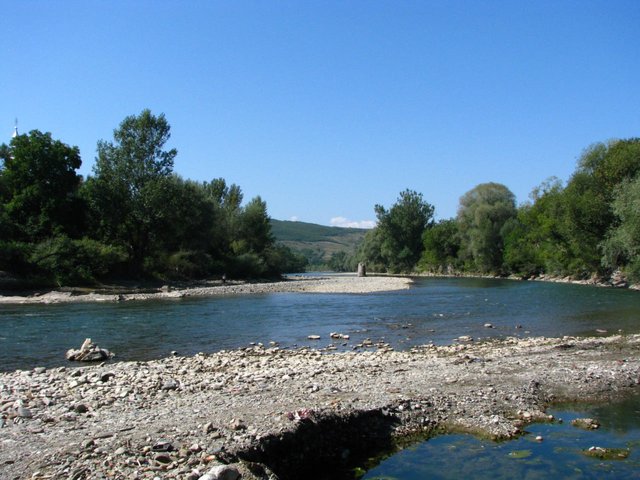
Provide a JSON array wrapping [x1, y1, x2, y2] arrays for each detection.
[[361, 394, 640, 480], [1, 277, 639, 372]]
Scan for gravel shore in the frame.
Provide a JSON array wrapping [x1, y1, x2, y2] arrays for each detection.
[[1, 334, 638, 480], [0, 275, 413, 304]]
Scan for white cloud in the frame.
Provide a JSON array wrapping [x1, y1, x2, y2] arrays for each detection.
[[330, 216, 376, 229], [289, 216, 299, 222]]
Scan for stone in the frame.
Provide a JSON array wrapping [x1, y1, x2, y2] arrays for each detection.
[[230, 419, 246, 431], [154, 453, 173, 464], [161, 379, 179, 391], [206, 464, 240, 480], [16, 407, 32, 418], [152, 439, 174, 452], [572, 418, 600, 430], [66, 338, 114, 362], [307, 335, 321, 340]]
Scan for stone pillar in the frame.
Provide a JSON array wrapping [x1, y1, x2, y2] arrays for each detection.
[[357, 263, 367, 277]]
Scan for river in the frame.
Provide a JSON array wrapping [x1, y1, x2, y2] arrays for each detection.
[[1, 277, 639, 372]]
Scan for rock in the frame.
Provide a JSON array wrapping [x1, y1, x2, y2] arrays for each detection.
[[484, 323, 494, 329], [307, 335, 321, 340], [16, 407, 32, 418], [457, 335, 474, 343], [100, 371, 116, 382], [66, 338, 114, 362], [230, 419, 246, 431], [572, 418, 600, 430], [152, 439, 175, 452], [161, 379, 179, 391], [154, 453, 173, 464], [206, 464, 240, 480], [330, 332, 350, 340]]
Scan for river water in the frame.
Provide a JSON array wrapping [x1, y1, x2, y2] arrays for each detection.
[[1, 277, 639, 372], [2, 276, 639, 478], [361, 393, 640, 480]]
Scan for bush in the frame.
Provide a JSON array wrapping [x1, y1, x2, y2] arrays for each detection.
[[29, 236, 127, 285], [165, 250, 214, 279]]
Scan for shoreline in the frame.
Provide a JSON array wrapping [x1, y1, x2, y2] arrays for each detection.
[[1, 334, 638, 479], [1, 271, 637, 305], [0, 275, 413, 305], [415, 271, 640, 290]]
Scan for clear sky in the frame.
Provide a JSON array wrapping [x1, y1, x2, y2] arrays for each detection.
[[2, 1, 639, 227]]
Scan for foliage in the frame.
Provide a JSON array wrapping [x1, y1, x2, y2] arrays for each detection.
[[0, 130, 83, 241], [29, 236, 127, 285], [370, 189, 435, 273], [457, 183, 517, 273], [3, 115, 638, 286], [0, 111, 299, 285], [419, 218, 460, 272], [601, 175, 640, 281], [87, 109, 177, 273], [503, 178, 567, 276]]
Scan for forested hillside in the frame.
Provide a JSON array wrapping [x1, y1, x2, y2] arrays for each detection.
[[271, 219, 367, 270]]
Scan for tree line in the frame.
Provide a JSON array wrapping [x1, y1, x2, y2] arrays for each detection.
[[332, 138, 640, 282], [0, 110, 307, 286]]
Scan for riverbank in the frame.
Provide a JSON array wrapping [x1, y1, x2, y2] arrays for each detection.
[[417, 270, 640, 290], [1, 334, 638, 479], [0, 275, 413, 305]]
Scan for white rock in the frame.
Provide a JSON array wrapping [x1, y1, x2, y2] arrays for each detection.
[[206, 464, 240, 480]]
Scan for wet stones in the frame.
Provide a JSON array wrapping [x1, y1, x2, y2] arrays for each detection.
[[572, 418, 600, 430]]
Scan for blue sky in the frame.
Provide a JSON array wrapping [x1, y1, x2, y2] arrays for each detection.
[[2, 1, 639, 227]]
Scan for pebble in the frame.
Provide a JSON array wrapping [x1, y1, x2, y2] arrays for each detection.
[[0, 332, 637, 480]]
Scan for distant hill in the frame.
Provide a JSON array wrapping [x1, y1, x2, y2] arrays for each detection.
[[271, 219, 368, 267]]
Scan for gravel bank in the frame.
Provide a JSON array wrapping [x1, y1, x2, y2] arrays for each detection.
[[1, 334, 638, 479], [0, 276, 413, 305]]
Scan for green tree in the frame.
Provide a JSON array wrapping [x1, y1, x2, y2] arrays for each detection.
[[0, 130, 83, 242], [373, 189, 435, 273], [85, 109, 177, 274], [419, 218, 460, 272], [503, 178, 568, 276], [356, 228, 385, 272], [601, 175, 640, 281], [560, 139, 640, 276], [457, 182, 517, 273]]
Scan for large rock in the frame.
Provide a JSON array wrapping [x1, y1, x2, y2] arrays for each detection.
[[65, 338, 114, 362]]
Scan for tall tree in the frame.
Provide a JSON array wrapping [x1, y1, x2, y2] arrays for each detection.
[[0, 130, 83, 242], [373, 189, 435, 273], [601, 175, 640, 281], [457, 182, 516, 273], [85, 109, 177, 274]]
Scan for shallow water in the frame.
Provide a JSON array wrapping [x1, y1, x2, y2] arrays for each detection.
[[361, 394, 640, 480], [1, 277, 639, 372]]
